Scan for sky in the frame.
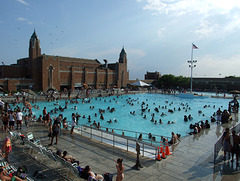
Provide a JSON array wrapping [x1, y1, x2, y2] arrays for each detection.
[[1, 0, 240, 80]]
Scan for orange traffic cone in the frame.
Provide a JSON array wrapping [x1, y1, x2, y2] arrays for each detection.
[[156, 147, 161, 161], [161, 149, 166, 159], [160, 145, 163, 153], [159, 142, 163, 153], [165, 141, 172, 155]]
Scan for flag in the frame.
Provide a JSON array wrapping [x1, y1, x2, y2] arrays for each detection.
[[192, 43, 198, 49]]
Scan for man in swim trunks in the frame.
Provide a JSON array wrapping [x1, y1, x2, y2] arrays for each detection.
[[8, 111, 16, 131], [16, 109, 23, 130]]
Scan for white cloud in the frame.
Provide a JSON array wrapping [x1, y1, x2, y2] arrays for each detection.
[[138, 0, 240, 39], [16, 17, 32, 24], [197, 54, 240, 77], [157, 27, 166, 39], [194, 20, 219, 38], [16, 0, 29, 6], [224, 13, 240, 32], [137, 0, 240, 16], [175, 54, 240, 77], [17, 17, 27, 21]]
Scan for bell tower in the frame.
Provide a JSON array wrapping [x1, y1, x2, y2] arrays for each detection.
[[119, 47, 127, 64], [117, 47, 129, 88], [29, 29, 41, 60]]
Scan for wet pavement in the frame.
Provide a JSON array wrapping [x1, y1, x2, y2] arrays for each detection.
[[0, 93, 240, 180], [0, 113, 239, 181]]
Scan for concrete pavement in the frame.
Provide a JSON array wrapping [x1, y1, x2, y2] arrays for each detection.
[[1, 113, 239, 181]]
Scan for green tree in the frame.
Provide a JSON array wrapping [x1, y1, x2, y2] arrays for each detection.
[[157, 74, 190, 89]]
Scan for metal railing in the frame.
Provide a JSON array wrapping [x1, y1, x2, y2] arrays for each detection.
[[73, 124, 171, 159]]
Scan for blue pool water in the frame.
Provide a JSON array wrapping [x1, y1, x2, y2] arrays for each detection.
[[21, 93, 230, 138]]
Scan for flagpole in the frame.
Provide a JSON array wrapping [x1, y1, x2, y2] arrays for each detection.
[[188, 43, 198, 93], [190, 44, 193, 93]]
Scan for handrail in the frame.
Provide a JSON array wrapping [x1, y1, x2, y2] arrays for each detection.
[[70, 123, 171, 147], [74, 124, 171, 159]]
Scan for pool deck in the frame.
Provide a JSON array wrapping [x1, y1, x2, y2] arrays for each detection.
[[0, 92, 239, 181], [1, 113, 240, 181]]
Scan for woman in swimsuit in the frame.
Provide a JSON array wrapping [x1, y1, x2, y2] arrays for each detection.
[[115, 158, 124, 181]]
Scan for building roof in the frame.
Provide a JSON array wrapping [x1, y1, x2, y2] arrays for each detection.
[[42, 55, 101, 65]]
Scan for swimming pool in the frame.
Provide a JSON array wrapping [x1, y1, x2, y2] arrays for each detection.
[[22, 93, 230, 138]]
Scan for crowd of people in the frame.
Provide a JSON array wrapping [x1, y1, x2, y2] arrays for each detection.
[[0, 92, 235, 148], [0, 90, 239, 179]]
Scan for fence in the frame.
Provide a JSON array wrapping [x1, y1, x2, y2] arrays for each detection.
[[73, 124, 171, 159]]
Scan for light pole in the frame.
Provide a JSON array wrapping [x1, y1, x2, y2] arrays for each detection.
[[188, 43, 198, 93], [188, 60, 197, 93]]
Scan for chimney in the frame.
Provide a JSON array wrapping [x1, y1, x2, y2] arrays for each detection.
[[103, 59, 108, 68]]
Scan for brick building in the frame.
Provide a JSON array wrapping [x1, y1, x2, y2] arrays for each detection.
[[0, 30, 129, 91], [193, 77, 240, 91], [145, 71, 161, 80]]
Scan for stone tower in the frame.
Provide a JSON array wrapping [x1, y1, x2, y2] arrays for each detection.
[[117, 47, 129, 87], [28, 30, 42, 89], [29, 30, 41, 60], [119, 47, 127, 64]]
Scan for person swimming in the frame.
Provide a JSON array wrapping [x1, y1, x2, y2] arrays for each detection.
[[161, 112, 167, 116], [151, 117, 154, 122], [148, 133, 152, 139], [188, 114, 193, 120], [88, 115, 91, 123]]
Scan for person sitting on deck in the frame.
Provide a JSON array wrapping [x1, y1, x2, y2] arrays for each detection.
[[82, 165, 103, 181], [0, 168, 26, 181], [62, 151, 80, 166]]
